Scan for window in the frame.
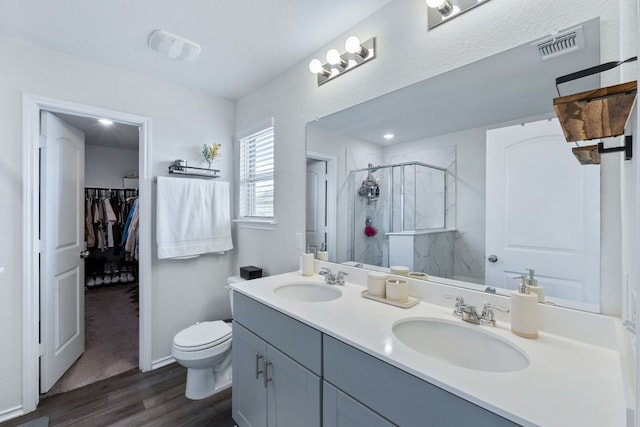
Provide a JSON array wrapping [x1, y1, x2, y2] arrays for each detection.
[[238, 124, 274, 220]]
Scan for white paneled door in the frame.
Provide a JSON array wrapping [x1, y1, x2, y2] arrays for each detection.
[[40, 111, 86, 392], [306, 159, 327, 254], [485, 118, 600, 309]]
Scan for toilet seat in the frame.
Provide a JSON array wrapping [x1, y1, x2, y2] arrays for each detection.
[[173, 320, 232, 352]]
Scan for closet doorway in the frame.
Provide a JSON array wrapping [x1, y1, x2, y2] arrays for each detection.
[[21, 95, 152, 413], [45, 111, 140, 396]]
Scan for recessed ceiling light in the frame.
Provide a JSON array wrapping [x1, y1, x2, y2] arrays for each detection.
[[383, 133, 395, 140], [98, 118, 113, 126]]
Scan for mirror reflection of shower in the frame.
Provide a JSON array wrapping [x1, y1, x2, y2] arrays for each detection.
[[348, 161, 452, 272], [358, 163, 381, 203]]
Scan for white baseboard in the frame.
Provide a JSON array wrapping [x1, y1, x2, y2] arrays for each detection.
[[0, 405, 25, 423], [151, 355, 176, 370]]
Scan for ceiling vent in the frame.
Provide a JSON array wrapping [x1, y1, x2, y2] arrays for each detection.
[[148, 30, 201, 62], [535, 26, 584, 60]]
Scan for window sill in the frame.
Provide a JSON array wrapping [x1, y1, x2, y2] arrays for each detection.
[[233, 219, 277, 231]]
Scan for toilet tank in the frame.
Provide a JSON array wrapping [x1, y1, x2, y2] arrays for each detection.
[[227, 276, 245, 316]]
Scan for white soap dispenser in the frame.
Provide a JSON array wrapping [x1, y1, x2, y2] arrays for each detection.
[[510, 275, 539, 339], [526, 268, 545, 303]]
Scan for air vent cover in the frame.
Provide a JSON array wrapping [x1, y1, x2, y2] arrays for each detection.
[[535, 26, 584, 60]]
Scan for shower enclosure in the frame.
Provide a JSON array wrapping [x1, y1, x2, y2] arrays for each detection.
[[347, 161, 454, 275]]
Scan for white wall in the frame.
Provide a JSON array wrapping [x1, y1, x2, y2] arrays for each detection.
[[85, 145, 139, 188], [0, 36, 235, 415]]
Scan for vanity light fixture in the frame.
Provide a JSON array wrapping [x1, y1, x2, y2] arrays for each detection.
[[98, 118, 113, 126], [309, 36, 376, 86], [383, 133, 395, 140], [426, 0, 491, 29]]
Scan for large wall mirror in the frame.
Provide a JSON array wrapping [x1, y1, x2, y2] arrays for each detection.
[[306, 18, 605, 312]]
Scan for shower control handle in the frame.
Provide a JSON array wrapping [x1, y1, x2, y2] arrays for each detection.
[[488, 254, 498, 263]]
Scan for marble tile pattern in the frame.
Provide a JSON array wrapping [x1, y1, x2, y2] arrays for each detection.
[[346, 145, 483, 279]]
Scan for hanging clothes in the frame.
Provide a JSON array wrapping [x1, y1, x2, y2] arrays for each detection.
[[84, 188, 138, 252]]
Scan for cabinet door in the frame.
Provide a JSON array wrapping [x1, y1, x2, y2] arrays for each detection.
[[323, 382, 395, 427], [267, 344, 321, 427], [233, 323, 268, 427]]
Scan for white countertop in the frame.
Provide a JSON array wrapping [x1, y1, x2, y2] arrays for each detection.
[[231, 270, 630, 427]]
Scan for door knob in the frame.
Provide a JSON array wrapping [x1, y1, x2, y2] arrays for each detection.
[[80, 250, 90, 259], [487, 254, 498, 263]]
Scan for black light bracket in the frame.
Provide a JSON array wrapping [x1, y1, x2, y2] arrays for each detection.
[[597, 135, 633, 160]]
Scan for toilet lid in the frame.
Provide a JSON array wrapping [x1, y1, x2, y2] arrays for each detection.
[[173, 320, 232, 351]]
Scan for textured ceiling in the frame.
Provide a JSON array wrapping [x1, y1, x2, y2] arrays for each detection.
[[0, 0, 393, 100]]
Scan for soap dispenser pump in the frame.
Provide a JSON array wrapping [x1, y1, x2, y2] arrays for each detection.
[[510, 275, 539, 339], [526, 268, 545, 302]]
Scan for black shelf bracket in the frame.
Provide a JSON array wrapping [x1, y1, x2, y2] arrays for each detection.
[[597, 135, 633, 160]]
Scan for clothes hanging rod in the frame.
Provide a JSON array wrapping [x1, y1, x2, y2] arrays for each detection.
[[85, 187, 138, 191]]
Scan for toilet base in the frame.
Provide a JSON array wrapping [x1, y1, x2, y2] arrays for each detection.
[[185, 365, 232, 400]]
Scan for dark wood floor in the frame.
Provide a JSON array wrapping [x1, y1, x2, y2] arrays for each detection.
[[2, 363, 235, 427]]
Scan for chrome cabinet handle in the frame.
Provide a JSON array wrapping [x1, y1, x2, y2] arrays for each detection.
[[488, 254, 498, 263], [264, 360, 272, 387], [255, 353, 263, 380]]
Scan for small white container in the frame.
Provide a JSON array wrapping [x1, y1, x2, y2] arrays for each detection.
[[367, 271, 388, 297], [301, 253, 314, 277], [317, 251, 328, 261], [390, 265, 410, 276], [386, 278, 409, 302]]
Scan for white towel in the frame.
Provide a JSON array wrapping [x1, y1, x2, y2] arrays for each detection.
[[156, 176, 233, 260]]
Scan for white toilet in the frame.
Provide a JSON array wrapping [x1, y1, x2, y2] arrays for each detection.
[[171, 276, 244, 400]]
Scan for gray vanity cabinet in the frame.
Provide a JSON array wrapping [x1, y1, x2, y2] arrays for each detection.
[[323, 335, 519, 427], [232, 293, 322, 427], [323, 381, 395, 427]]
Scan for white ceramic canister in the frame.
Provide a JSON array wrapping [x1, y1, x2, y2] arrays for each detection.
[[367, 271, 388, 297], [386, 278, 409, 302], [301, 253, 314, 277]]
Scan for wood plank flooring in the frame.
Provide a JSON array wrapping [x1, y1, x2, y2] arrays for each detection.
[[2, 363, 235, 427]]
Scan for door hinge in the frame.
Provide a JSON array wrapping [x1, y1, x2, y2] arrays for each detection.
[[38, 135, 46, 148], [38, 342, 46, 357], [38, 240, 44, 253]]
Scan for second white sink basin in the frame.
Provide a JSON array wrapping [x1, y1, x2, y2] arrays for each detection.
[[392, 317, 529, 372], [274, 282, 342, 302]]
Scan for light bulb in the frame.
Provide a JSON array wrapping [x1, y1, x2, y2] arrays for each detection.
[[308, 59, 323, 74], [426, 0, 446, 8], [383, 133, 395, 140], [345, 36, 362, 54], [326, 49, 342, 65]]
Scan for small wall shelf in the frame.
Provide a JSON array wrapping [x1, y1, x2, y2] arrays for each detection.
[[553, 80, 637, 142], [168, 161, 220, 178]]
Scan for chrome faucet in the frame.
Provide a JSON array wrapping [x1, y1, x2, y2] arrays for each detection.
[[444, 295, 466, 317], [319, 267, 348, 286], [445, 295, 508, 327], [480, 302, 510, 326]]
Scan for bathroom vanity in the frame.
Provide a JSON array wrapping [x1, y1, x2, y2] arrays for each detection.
[[230, 266, 631, 427]]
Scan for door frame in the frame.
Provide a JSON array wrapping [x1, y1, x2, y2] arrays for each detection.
[[306, 151, 337, 262], [21, 93, 153, 412]]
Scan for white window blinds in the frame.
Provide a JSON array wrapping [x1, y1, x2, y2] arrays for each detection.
[[239, 126, 275, 218]]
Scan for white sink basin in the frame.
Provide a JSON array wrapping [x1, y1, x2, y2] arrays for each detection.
[[392, 318, 529, 372], [274, 282, 342, 302]]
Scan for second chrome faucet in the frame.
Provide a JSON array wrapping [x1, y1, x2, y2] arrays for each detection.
[[444, 295, 509, 326]]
